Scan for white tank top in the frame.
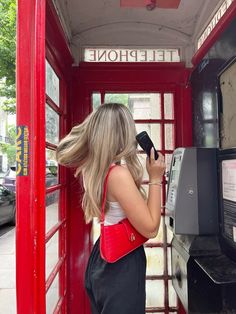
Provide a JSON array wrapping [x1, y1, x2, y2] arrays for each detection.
[[104, 201, 127, 226]]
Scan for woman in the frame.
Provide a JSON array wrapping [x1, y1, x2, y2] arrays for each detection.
[[56, 103, 166, 314]]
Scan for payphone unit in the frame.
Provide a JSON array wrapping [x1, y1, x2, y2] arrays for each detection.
[[166, 147, 218, 235], [166, 147, 236, 313]]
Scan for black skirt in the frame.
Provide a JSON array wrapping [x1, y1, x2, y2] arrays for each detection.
[[84, 237, 147, 314]]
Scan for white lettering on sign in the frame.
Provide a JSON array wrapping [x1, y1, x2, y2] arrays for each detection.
[[197, 0, 233, 49], [84, 48, 180, 62]]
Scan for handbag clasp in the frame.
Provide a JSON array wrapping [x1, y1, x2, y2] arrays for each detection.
[[130, 233, 136, 242]]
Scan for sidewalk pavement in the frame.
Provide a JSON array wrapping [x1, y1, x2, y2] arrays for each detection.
[[0, 228, 16, 314]]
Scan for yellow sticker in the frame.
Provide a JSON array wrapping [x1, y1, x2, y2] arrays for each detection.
[[16, 126, 29, 176]]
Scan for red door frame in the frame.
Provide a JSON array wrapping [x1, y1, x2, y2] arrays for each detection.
[[16, 0, 76, 313], [16, 0, 46, 312]]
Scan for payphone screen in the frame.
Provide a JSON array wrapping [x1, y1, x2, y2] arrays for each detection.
[[221, 159, 236, 246]]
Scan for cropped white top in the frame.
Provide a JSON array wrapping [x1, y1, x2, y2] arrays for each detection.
[[104, 201, 127, 226]]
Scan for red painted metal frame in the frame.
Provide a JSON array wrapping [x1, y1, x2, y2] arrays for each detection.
[[16, 0, 75, 313], [16, 0, 46, 313], [192, 0, 236, 66]]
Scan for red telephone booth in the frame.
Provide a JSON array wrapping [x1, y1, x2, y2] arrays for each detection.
[[15, 0, 236, 313]]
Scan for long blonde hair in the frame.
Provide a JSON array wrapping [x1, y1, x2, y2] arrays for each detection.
[[56, 103, 144, 223]]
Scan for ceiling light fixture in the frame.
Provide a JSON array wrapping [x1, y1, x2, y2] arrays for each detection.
[[146, 0, 156, 11], [120, 0, 181, 9]]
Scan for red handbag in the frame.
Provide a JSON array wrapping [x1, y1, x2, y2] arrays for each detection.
[[100, 165, 148, 263]]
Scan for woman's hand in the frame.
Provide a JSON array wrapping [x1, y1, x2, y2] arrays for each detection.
[[146, 148, 166, 181]]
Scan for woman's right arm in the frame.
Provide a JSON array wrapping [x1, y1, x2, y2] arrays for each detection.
[[107, 149, 166, 239]]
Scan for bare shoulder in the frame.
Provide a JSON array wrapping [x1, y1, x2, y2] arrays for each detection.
[[108, 165, 133, 183], [107, 165, 137, 201]]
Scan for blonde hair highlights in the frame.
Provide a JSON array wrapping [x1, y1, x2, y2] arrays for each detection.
[[56, 103, 144, 223]]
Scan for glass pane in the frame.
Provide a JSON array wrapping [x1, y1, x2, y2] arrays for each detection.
[[169, 280, 178, 307], [46, 273, 59, 314], [92, 93, 101, 110], [204, 123, 216, 147], [166, 223, 174, 244], [129, 93, 161, 119], [46, 190, 59, 233], [104, 93, 161, 119], [46, 231, 59, 279], [105, 93, 129, 106], [145, 247, 164, 276], [92, 217, 100, 244], [46, 104, 59, 145], [137, 153, 148, 180], [46, 149, 58, 186], [46, 60, 60, 105], [136, 123, 161, 150], [164, 124, 174, 150], [146, 280, 164, 307], [167, 247, 172, 275], [165, 153, 173, 172], [164, 93, 174, 119]]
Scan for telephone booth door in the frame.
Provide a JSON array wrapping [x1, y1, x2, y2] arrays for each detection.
[[16, 1, 78, 313]]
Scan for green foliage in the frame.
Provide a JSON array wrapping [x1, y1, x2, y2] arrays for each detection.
[[0, 124, 16, 166], [105, 94, 129, 106], [0, 0, 16, 113], [92, 93, 130, 110]]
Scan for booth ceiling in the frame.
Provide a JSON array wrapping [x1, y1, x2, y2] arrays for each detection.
[[55, 0, 221, 65]]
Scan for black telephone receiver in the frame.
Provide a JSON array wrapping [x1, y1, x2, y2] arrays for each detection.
[[136, 131, 159, 160]]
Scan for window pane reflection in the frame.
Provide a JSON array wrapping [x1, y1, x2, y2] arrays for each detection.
[[46, 190, 59, 233], [136, 123, 161, 150], [145, 248, 164, 276], [146, 280, 164, 307], [137, 153, 148, 180], [46, 60, 60, 105], [166, 224, 174, 244], [129, 93, 161, 119], [167, 247, 172, 275], [92, 93, 101, 110], [46, 273, 59, 313], [165, 124, 174, 150], [169, 280, 178, 307], [46, 149, 58, 186], [104, 93, 161, 119], [46, 231, 59, 279], [105, 93, 129, 106], [165, 153, 173, 172], [46, 104, 59, 145], [164, 93, 174, 119]]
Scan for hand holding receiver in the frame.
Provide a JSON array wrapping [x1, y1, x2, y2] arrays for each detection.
[[136, 131, 159, 160], [146, 148, 166, 182]]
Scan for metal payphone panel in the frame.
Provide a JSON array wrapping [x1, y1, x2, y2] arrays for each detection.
[[166, 147, 219, 235]]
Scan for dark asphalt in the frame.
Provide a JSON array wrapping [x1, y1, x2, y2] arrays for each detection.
[[0, 224, 14, 237]]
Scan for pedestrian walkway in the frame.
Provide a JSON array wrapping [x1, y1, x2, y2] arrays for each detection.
[[0, 228, 16, 314]]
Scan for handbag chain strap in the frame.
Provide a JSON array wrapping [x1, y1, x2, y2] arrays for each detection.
[[100, 164, 117, 224]]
